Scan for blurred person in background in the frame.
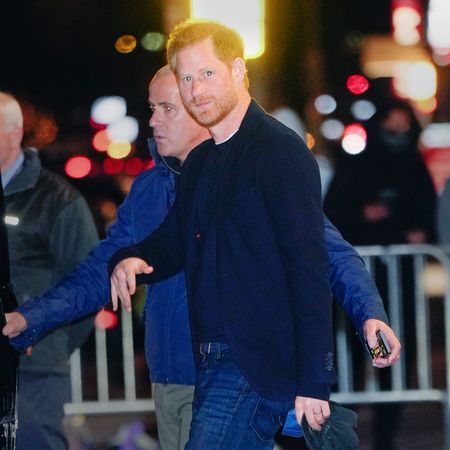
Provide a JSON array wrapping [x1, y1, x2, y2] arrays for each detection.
[[4, 66, 402, 449], [324, 99, 436, 450], [0, 91, 97, 450], [324, 100, 436, 246]]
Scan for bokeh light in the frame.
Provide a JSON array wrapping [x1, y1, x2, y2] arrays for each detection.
[[115, 35, 137, 53], [65, 156, 92, 179], [107, 116, 139, 143], [351, 100, 377, 121], [95, 309, 118, 329], [190, 0, 265, 59], [346, 74, 369, 95], [420, 123, 450, 148], [141, 32, 166, 51], [320, 119, 345, 140], [415, 97, 438, 115], [125, 157, 144, 176], [342, 123, 367, 155], [107, 141, 132, 159], [393, 7, 422, 46], [103, 157, 124, 175], [314, 95, 337, 115], [91, 96, 127, 125], [306, 133, 315, 149], [92, 129, 111, 152]]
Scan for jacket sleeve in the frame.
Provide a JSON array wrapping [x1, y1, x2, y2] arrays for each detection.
[[324, 215, 389, 335], [261, 133, 334, 400], [11, 188, 137, 351], [108, 188, 184, 284]]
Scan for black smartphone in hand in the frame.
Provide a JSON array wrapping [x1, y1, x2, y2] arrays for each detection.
[[365, 330, 391, 359]]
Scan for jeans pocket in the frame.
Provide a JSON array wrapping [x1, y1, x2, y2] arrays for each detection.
[[250, 397, 286, 441]]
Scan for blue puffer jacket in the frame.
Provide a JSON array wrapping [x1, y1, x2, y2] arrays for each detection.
[[12, 139, 196, 385], [12, 139, 388, 386]]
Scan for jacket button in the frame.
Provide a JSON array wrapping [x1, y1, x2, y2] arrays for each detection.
[[325, 352, 334, 371]]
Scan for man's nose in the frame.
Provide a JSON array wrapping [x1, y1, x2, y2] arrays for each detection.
[[149, 110, 160, 127], [191, 78, 204, 97]]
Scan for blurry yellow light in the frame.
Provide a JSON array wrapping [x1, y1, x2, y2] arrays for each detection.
[[141, 32, 166, 52], [306, 133, 315, 149], [393, 61, 437, 101], [190, 0, 265, 59], [107, 141, 132, 159], [393, 7, 421, 46], [421, 262, 449, 297], [115, 35, 137, 54], [415, 97, 438, 115]]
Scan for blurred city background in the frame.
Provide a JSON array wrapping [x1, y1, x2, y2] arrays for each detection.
[[2, 0, 450, 449]]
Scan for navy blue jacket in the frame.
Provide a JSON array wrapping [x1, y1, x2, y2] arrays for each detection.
[[110, 101, 388, 401]]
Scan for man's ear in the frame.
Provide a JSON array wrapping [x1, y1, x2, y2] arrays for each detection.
[[231, 57, 247, 83]]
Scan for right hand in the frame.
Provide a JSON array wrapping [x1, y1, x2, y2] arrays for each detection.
[[2, 312, 28, 338], [110, 257, 153, 313]]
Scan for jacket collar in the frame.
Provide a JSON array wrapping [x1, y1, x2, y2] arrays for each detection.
[[4, 148, 41, 196], [147, 137, 181, 176], [234, 99, 265, 145]]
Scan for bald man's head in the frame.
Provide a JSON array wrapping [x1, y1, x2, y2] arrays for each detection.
[[0, 92, 24, 173], [148, 66, 210, 162]]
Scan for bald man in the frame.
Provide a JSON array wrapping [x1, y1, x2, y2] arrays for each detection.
[[0, 92, 98, 450]]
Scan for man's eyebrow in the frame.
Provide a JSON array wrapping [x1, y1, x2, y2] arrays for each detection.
[[151, 101, 175, 107]]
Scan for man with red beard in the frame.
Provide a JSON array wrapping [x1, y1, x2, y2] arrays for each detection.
[[109, 21, 398, 450]]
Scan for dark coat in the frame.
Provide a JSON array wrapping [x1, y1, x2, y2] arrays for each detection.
[[110, 100, 337, 402], [325, 102, 436, 246], [4, 148, 98, 374]]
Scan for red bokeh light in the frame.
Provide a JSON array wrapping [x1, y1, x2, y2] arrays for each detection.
[[124, 157, 144, 176], [65, 156, 92, 179], [344, 123, 367, 140], [89, 117, 106, 130], [346, 74, 369, 95], [103, 157, 124, 175], [95, 309, 118, 329]]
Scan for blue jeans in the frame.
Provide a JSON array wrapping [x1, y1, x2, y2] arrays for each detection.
[[185, 343, 292, 450]]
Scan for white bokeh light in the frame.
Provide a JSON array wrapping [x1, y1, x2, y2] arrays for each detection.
[[107, 116, 139, 143], [342, 134, 366, 155], [314, 95, 337, 115], [320, 119, 344, 140], [351, 100, 376, 121], [91, 96, 127, 125]]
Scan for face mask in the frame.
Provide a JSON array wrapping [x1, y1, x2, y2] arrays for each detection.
[[379, 129, 413, 151]]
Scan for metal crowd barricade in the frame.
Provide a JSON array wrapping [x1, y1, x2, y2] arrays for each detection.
[[332, 244, 450, 448], [65, 306, 154, 416], [64, 244, 450, 447]]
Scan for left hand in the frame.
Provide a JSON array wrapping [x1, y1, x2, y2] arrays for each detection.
[[2, 312, 28, 338], [363, 319, 401, 368], [294, 395, 330, 431]]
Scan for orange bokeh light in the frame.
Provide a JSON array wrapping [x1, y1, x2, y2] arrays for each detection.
[[92, 129, 111, 152]]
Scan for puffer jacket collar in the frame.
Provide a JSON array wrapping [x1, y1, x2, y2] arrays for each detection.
[[5, 148, 40, 196]]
